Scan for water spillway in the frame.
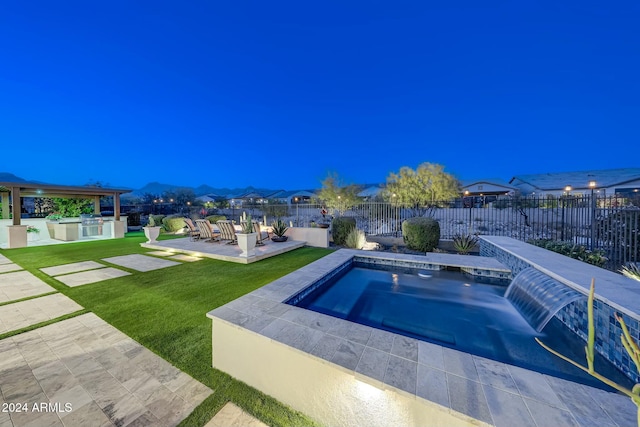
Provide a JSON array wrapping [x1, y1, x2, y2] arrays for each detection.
[[505, 267, 585, 332]]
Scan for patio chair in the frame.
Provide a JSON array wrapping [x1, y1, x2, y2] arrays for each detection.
[[184, 218, 201, 241], [216, 220, 238, 245], [195, 219, 220, 242]]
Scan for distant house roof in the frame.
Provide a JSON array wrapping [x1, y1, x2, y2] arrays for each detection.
[[272, 189, 318, 198], [358, 185, 384, 198], [235, 190, 284, 199], [196, 195, 220, 203], [460, 179, 515, 189], [510, 168, 640, 191]]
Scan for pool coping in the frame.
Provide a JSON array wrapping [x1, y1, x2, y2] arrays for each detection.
[[207, 249, 636, 426]]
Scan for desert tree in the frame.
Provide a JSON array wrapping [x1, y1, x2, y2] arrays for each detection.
[[384, 162, 460, 217]]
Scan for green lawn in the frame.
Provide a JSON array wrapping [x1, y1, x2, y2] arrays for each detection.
[[2, 232, 333, 427]]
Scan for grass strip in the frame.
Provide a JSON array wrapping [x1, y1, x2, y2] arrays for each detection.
[[0, 291, 58, 307], [0, 309, 90, 340]]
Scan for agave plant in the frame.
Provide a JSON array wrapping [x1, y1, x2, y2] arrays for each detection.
[[620, 264, 640, 282], [271, 219, 288, 237], [452, 233, 479, 255]]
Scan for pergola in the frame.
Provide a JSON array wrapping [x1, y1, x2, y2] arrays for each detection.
[[0, 181, 131, 225]]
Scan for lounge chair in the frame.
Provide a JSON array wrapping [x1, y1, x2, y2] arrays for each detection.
[[195, 219, 219, 242], [216, 220, 237, 245], [184, 218, 201, 241]]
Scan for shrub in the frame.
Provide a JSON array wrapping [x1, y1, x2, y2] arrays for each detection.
[[206, 215, 226, 224], [127, 212, 141, 226], [402, 217, 440, 252], [149, 214, 165, 227], [163, 216, 186, 233], [332, 217, 356, 246], [345, 228, 366, 249], [528, 239, 608, 268]]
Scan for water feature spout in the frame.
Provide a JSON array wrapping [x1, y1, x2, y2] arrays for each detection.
[[505, 267, 585, 332]]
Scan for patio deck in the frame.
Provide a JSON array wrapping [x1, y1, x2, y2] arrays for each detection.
[[141, 237, 307, 264]]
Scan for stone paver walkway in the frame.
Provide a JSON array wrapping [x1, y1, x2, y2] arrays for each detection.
[[0, 313, 212, 427], [145, 251, 176, 257], [0, 294, 83, 334], [102, 255, 181, 272], [0, 271, 56, 304], [40, 261, 106, 277], [0, 264, 22, 274], [54, 268, 131, 288], [0, 254, 13, 265], [204, 402, 268, 427]]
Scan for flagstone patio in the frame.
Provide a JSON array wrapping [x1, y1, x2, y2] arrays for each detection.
[[0, 313, 212, 427]]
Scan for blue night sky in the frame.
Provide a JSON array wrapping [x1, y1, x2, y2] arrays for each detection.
[[1, 1, 638, 191]]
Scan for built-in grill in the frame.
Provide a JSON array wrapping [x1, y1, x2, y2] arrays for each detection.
[[81, 214, 103, 237]]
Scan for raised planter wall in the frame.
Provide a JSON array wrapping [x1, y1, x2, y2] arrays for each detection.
[[285, 227, 329, 248]]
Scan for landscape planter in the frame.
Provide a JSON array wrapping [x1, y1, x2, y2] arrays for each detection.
[[237, 232, 257, 257], [46, 221, 56, 239], [271, 236, 288, 242], [143, 226, 161, 244]]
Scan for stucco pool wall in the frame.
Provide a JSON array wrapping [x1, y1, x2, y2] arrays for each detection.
[[207, 248, 637, 426], [480, 236, 640, 383]]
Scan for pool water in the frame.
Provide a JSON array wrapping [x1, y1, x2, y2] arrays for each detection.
[[291, 264, 633, 391]]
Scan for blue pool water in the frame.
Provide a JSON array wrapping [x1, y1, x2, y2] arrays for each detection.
[[290, 263, 633, 391]]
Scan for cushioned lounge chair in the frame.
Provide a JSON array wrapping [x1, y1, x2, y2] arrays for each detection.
[[184, 218, 201, 241], [216, 220, 237, 245]]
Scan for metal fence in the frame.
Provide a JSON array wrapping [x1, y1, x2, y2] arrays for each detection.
[[225, 195, 639, 271]]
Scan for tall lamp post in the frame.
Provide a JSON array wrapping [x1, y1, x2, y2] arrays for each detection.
[[589, 181, 597, 250], [464, 190, 472, 233], [294, 197, 299, 227]]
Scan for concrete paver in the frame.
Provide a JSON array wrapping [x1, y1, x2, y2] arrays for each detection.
[[144, 251, 176, 257], [0, 254, 12, 265], [101, 255, 181, 272], [0, 313, 212, 427], [204, 402, 268, 427], [0, 271, 56, 304], [166, 254, 202, 262], [54, 268, 131, 288], [0, 264, 22, 274], [40, 261, 105, 277], [0, 294, 83, 334]]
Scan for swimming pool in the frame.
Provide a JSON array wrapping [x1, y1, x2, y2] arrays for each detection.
[[288, 260, 633, 390]]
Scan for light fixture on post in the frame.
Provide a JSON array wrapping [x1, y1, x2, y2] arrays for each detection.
[[589, 181, 597, 250]]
